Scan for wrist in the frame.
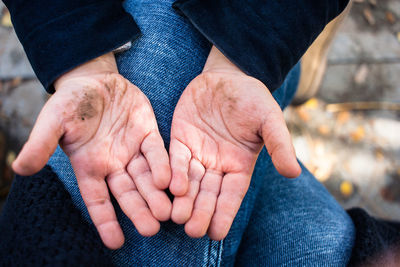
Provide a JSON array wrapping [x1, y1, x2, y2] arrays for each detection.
[[54, 52, 118, 90], [203, 46, 243, 74]]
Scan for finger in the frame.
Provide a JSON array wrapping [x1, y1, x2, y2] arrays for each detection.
[[12, 101, 64, 176], [107, 171, 160, 237], [141, 131, 171, 190], [75, 171, 124, 250], [208, 172, 250, 240], [184, 169, 222, 238], [261, 111, 301, 178], [169, 138, 191, 196], [171, 158, 205, 224], [128, 154, 172, 221]]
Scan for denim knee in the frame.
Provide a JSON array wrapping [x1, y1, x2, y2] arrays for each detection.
[[233, 164, 356, 266], [284, 206, 356, 265], [234, 206, 355, 266]]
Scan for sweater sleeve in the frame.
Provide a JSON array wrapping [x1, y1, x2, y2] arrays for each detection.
[[173, 0, 349, 92], [3, 0, 141, 93]]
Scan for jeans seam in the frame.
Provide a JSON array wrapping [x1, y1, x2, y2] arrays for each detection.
[[216, 240, 223, 267]]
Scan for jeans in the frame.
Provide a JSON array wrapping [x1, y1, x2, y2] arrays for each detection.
[[48, 0, 355, 266]]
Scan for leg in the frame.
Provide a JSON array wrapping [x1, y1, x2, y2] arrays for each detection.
[[221, 63, 355, 265], [229, 157, 355, 266], [49, 0, 223, 265]]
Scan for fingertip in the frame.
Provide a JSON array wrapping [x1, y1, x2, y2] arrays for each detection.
[[207, 224, 228, 241], [171, 212, 189, 225], [154, 207, 172, 222], [98, 222, 125, 250], [169, 139, 191, 195], [287, 162, 302, 178], [136, 219, 160, 237], [270, 146, 302, 178], [11, 158, 23, 175], [276, 158, 301, 178], [207, 231, 226, 241], [12, 138, 57, 176], [12, 154, 40, 176], [208, 215, 232, 240], [171, 199, 192, 224], [151, 196, 172, 222], [153, 164, 171, 190], [184, 220, 207, 239], [154, 177, 170, 190], [169, 174, 188, 196], [106, 237, 125, 250], [286, 145, 302, 178]]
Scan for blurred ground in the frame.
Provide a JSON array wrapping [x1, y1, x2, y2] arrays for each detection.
[[0, 3, 48, 210], [286, 0, 400, 220], [0, 1, 399, 219]]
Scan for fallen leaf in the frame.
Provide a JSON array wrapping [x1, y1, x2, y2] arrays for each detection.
[[318, 125, 330, 136], [363, 8, 375, 26], [340, 181, 354, 197], [6, 151, 16, 167], [337, 111, 350, 125], [1, 9, 12, 28], [296, 107, 310, 122], [304, 98, 318, 109], [386, 11, 396, 24], [375, 149, 384, 161], [350, 126, 365, 142], [10, 77, 22, 88]]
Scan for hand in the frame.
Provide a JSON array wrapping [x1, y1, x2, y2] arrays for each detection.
[[169, 46, 301, 240], [12, 53, 172, 249]]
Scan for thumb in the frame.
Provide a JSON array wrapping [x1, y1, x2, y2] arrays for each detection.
[[260, 110, 301, 178], [12, 101, 64, 176]]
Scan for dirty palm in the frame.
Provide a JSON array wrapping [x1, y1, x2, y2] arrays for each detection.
[[12, 49, 300, 249]]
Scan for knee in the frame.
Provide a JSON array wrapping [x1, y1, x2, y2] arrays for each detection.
[[285, 207, 356, 265], [235, 206, 355, 266]]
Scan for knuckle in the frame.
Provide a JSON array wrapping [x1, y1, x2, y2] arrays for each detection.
[[86, 196, 110, 208], [115, 188, 137, 200]]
